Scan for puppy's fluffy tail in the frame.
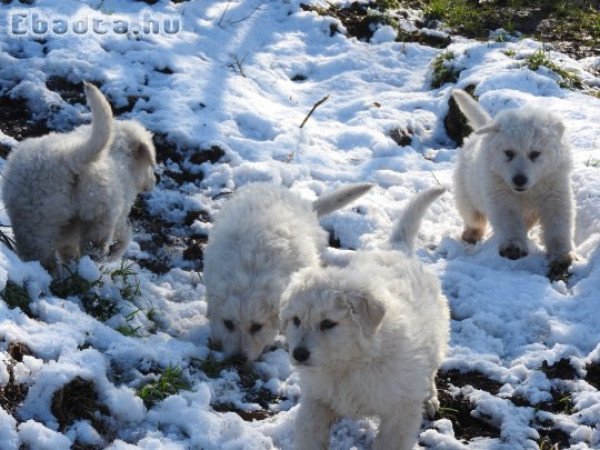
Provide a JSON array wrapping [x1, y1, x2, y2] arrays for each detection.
[[70, 82, 113, 169], [390, 187, 446, 253], [452, 89, 491, 130], [313, 183, 373, 218]]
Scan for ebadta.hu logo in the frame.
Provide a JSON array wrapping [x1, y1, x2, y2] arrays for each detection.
[[6, 8, 182, 37]]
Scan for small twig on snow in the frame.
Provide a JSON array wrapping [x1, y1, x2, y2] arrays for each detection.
[[231, 53, 248, 78], [229, 2, 266, 24], [300, 94, 330, 129], [430, 171, 442, 186], [218, 0, 233, 27]]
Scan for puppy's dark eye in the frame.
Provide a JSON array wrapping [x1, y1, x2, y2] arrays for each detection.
[[320, 319, 337, 331], [504, 150, 515, 161], [293, 316, 301, 327], [530, 151, 540, 161], [249, 323, 262, 334], [223, 320, 235, 331]]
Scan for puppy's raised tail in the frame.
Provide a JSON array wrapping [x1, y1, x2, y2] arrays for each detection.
[[69, 82, 113, 170], [313, 183, 373, 218], [390, 187, 446, 253], [451, 89, 491, 130]]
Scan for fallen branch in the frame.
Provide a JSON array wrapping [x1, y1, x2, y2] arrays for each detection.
[[300, 94, 330, 129]]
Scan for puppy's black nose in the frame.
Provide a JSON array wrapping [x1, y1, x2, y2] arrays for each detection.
[[512, 174, 527, 187], [292, 347, 310, 362]]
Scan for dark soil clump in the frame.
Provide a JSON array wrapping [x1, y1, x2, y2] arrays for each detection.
[[189, 145, 226, 165], [7, 341, 32, 362], [444, 84, 476, 145], [585, 361, 600, 390], [0, 142, 11, 158], [301, 2, 383, 41], [51, 377, 110, 431], [328, 230, 342, 249], [46, 76, 85, 105], [183, 210, 211, 227], [129, 197, 175, 275], [389, 127, 413, 146], [439, 368, 503, 395], [182, 237, 207, 267], [163, 168, 203, 185], [0, 95, 50, 140], [154, 133, 184, 165], [212, 402, 274, 421], [436, 370, 501, 441], [540, 358, 578, 380], [534, 417, 571, 449], [0, 364, 28, 415]]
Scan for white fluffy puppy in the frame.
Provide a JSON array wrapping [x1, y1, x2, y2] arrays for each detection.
[[203, 183, 372, 362], [281, 187, 449, 450], [2, 82, 156, 269], [452, 90, 575, 275]]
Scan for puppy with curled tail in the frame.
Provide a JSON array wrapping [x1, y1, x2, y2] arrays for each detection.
[[203, 182, 372, 362], [281, 187, 449, 450], [2, 82, 156, 270], [66, 82, 114, 171]]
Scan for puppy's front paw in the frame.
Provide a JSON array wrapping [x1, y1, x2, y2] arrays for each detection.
[[461, 227, 484, 244], [499, 241, 528, 260], [547, 252, 576, 282]]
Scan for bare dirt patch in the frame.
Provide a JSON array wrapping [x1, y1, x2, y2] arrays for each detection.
[[435, 370, 502, 441], [51, 376, 112, 447]]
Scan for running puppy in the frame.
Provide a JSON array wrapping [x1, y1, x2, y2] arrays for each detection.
[[281, 187, 449, 450], [2, 82, 156, 269], [452, 89, 575, 277], [203, 182, 372, 362]]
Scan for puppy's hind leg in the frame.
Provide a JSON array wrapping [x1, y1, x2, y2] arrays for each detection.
[[80, 218, 116, 261], [13, 224, 58, 270], [374, 403, 422, 450], [107, 215, 132, 261], [294, 397, 335, 450], [423, 370, 440, 420], [56, 219, 82, 263]]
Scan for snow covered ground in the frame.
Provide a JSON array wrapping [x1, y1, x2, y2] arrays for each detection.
[[0, 0, 599, 448]]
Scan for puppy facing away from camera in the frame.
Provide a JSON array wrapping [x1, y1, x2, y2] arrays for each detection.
[[281, 187, 450, 450], [452, 90, 575, 278], [203, 182, 372, 362], [2, 82, 156, 270]]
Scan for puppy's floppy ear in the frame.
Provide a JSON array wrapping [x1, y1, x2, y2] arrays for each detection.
[[134, 142, 155, 165], [548, 115, 566, 140], [279, 297, 293, 330], [345, 291, 386, 337], [279, 312, 290, 331]]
